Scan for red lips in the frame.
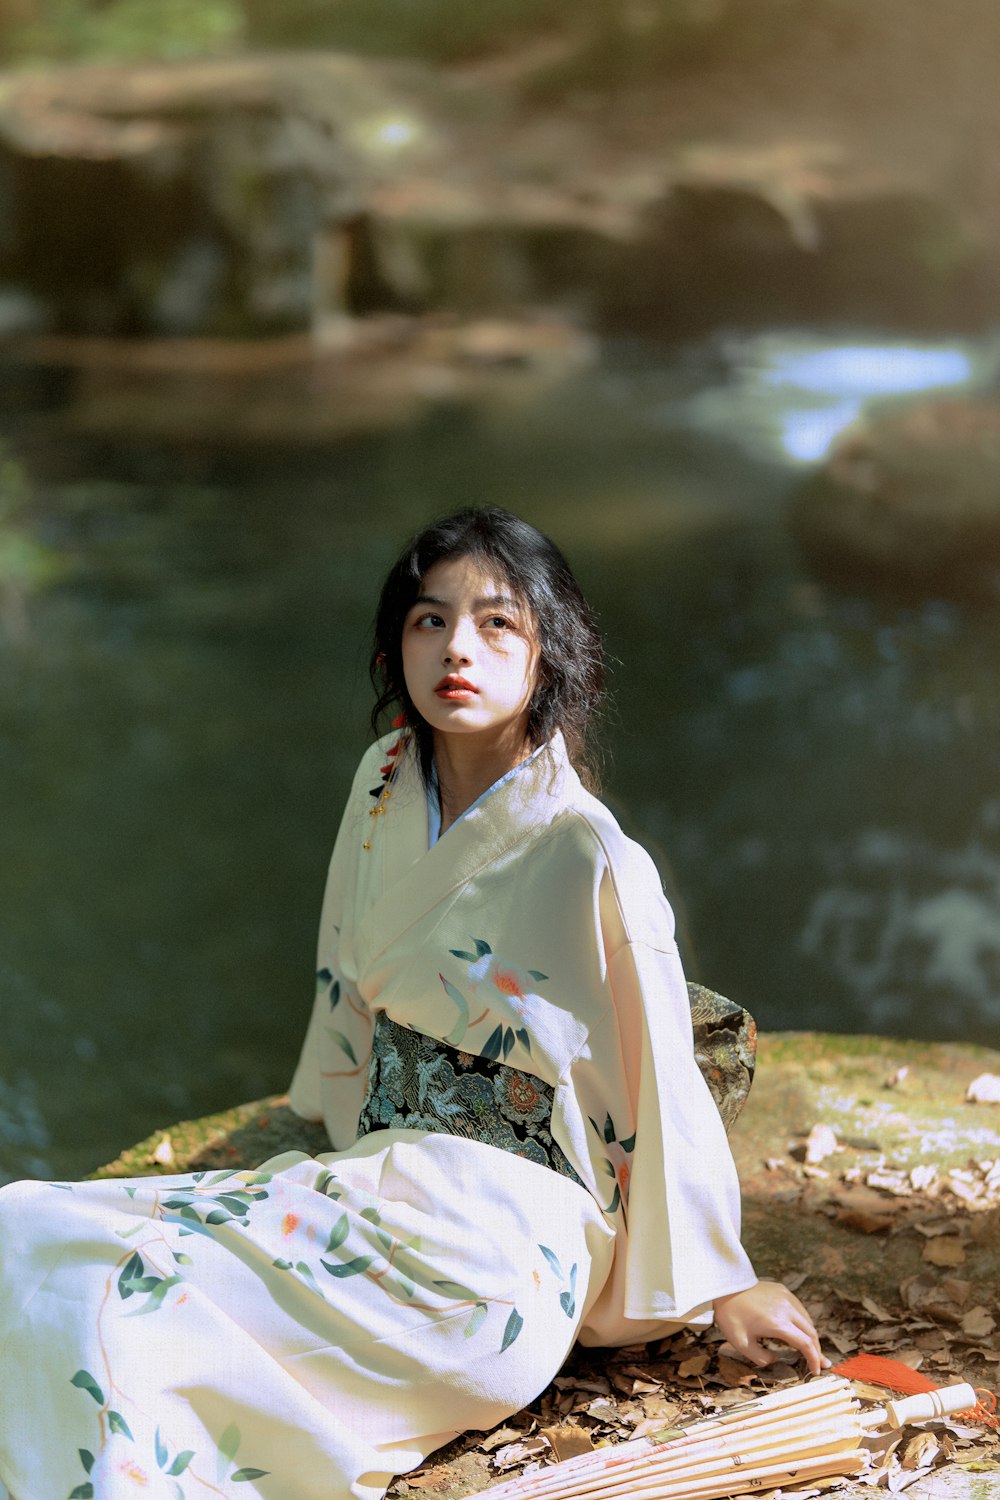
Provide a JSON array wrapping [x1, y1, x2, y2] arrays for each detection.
[[435, 674, 478, 695]]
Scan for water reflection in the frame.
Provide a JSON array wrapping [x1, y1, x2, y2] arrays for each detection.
[[657, 330, 999, 462], [1, 330, 998, 1183]]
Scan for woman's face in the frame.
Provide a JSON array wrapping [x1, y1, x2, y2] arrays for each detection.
[[401, 555, 539, 752]]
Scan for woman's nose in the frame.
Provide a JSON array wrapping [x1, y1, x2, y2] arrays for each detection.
[[442, 618, 474, 664]]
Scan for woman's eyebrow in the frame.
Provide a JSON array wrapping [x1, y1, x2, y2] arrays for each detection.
[[411, 593, 521, 612]]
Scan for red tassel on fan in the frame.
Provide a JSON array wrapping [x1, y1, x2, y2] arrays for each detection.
[[832, 1353, 998, 1429]]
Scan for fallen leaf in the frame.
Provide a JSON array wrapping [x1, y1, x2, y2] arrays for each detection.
[[961, 1306, 997, 1339], [479, 1426, 527, 1454], [900, 1432, 941, 1470], [152, 1135, 174, 1166], [940, 1278, 972, 1306], [836, 1207, 895, 1234], [403, 1464, 457, 1490], [715, 1355, 757, 1387], [582, 1398, 618, 1424], [492, 1438, 549, 1471], [540, 1425, 594, 1462], [922, 1237, 967, 1267], [677, 1354, 710, 1377], [860, 1295, 895, 1322], [966, 1073, 1000, 1104], [805, 1123, 839, 1164]]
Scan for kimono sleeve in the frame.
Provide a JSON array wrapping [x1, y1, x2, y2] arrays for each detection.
[[569, 863, 756, 1344], [287, 752, 376, 1148]]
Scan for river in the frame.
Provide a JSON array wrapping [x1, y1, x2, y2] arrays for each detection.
[[2, 328, 998, 1184]]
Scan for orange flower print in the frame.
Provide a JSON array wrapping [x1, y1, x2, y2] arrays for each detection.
[[281, 1212, 300, 1236], [450, 940, 547, 1012], [606, 1141, 631, 1198], [445, 938, 548, 1058], [589, 1112, 635, 1215]]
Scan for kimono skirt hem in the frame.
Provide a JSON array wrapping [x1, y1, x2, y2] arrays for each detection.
[[0, 1129, 614, 1500]]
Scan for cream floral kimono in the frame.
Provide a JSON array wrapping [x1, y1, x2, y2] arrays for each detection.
[[0, 733, 755, 1500]]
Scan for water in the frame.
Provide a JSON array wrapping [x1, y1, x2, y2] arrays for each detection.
[[2, 329, 999, 1184]]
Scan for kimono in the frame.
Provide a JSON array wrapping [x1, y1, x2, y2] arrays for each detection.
[[0, 732, 755, 1500]]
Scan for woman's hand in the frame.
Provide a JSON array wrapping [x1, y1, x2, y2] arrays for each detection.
[[713, 1280, 829, 1376]]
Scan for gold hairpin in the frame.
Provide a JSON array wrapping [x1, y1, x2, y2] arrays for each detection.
[[363, 731, 410, 850]]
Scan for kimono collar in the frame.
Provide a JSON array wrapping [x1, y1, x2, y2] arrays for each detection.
[[351, 730, 579, 977]]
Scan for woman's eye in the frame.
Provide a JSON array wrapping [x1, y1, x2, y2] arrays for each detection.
[[486, 615, 514, 630], [414, 612, 445, 629]]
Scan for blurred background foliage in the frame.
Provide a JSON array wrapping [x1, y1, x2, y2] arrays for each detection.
[[0, 0, 861, 83]]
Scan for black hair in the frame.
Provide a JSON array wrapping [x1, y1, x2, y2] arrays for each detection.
[[370, 507, 605, 789]]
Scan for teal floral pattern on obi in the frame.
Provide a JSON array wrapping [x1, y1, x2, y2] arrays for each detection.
[[357, 1013, 584, 1188]]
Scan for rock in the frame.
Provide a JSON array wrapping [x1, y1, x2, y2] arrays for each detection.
[[0, 54, 442, 336], [0, 43, 992, 341], [790, 397, 1000, 596], [6, 312, 595, 451]]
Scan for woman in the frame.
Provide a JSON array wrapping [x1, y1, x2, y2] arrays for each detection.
[[0, 508, 824, 1500]]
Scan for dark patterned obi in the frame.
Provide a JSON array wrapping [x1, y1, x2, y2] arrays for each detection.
[[357, 1011, 585, 1188]]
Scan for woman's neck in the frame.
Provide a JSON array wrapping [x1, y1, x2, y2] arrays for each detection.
[[432, 726, 533, 835]]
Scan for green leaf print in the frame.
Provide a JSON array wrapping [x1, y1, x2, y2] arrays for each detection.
[[320, 1254, 375, 1278], [538, 1245, 564, 1280], [232, 1469, 271, 1483], [156, 1428, 169, 1469], [79, 1450, 95, 1474], [108, 1410, 134, 1439], [117, 1251, 144, 1299], [464, 1301, 488, 1338], [502, 1027, 516, 1059], [328, 1028, 358, 1065], [70, 1370, 104, 1404], [294, 1261, 323, 1295], [114, 1222, 146, 1240], [68, 1485, 94, 1499], [206, 1169, 237, 1188], [620, 1132, 636, 1153], [328, 980, 340, 1009], [120, 1275, 162, 1295], [325, 1212, 350, 1252], [432, 1278, 479, 1301], [272, 1257, 293, 1270], [448, 949, 477, 963], [124, 1186, 137, 1199], [216, 1190, 256, 1210], [474, 939, 493, 957], [515, 1026, 532, 1055], [482, 1024, 504, 1061], [316, 967, 332, 985], [376, 1229, 394, 1254], [603, 1113, 616, 1144], [217, 1422, 241, 1483], [125, 1274, 184, 1316], [172, 1251, 193, 1266], [242, 1172, 273, 1186], [439, 973, 470, 1046], [168, 1452, 195, 1476], [559, 1290, 576, 1318], [314, 1168, 341, 1199], [359, 1206, 381, 1225], [501, 1307, 524, 1352], [528, 969, 548, 982]]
